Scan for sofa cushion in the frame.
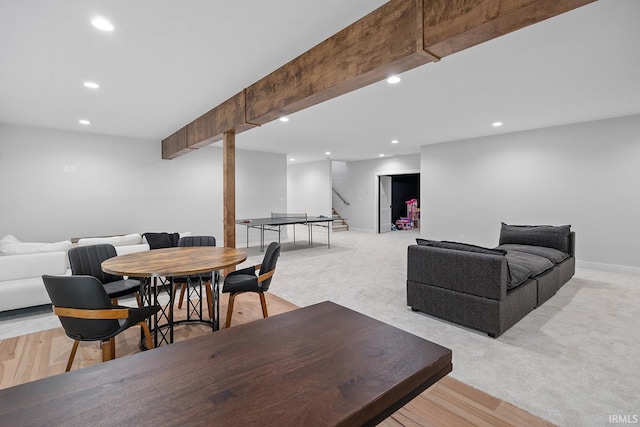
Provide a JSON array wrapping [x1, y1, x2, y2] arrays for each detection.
[[506, 250, 555, 277], [77, 233, 143, 247], [0, 235, 72, 255], [499, 223, 571, 253], [416, 239, 506, 255], [0, 234, 20, 245], [115, 243, 151, 256], [0, 251, 68, 281], [507, 263, 531, 289], [143, 232, 180, 249], [497, 244, 569, 264]]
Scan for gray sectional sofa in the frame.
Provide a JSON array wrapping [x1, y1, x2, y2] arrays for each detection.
[[406, 223, 575, 337]]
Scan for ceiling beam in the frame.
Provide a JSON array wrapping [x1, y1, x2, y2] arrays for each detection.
[[161, 0, 596, 159], [421, 0, 596, 58], [161, 127, 191, 160], [185, 91, 257, 150], [244, 0, 435, 126]]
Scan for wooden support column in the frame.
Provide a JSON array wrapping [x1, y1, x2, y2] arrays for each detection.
[[223, 130, 236, 251]]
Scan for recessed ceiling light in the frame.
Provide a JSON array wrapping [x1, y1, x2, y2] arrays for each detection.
[[386, 75, 401, 84], [91, 18, 114, 32], [83, 81, 100, 89], [289, 158, 295, 161], [379, 154, 385, 157], [492, 122, 503, 127], [279, 117, 289, 122], [391, 139, 399, 144], [79, 120, 90, 125], [325, 151, 331, 156]]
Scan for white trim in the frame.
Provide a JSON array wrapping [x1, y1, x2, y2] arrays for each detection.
[[576, 260, 640, 276], [374, 169, 420, 233]]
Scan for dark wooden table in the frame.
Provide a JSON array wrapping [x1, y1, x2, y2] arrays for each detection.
[[102, 246, 247, 345], [0, 301, 452, 426]]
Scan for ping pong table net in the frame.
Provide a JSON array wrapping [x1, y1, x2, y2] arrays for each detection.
[[271, 212, 308, 221]]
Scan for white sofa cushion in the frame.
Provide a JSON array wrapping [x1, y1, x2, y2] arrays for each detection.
[[0, 234, 19, 245], [77, 233, 143, 247], [0, 251, 68, 282], [115, 243, 150, 255], [0, 277, 55, 312], [0, 235, 72, 255]]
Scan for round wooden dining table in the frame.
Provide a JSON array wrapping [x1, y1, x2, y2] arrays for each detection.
[[102, 246, 247, 347]]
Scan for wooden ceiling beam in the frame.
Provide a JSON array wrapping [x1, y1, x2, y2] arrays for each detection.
[[185, 90, 257, 149], [244, 0, 433, 126], [161, 0, 596, 159], [422, 0, 597, 58], [162, 91, 257, 159], [161, 127, 191, 160]]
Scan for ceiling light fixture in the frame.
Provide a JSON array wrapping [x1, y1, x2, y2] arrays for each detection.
[[379, 154, 385, 157], [492, 121, 503, 127], [386, 75, 401, 84], [279, 117, 290, 122], [325, 151, 331, 156], [91, 18, 114, 31], [290, 158, 295, 161], [391, 139, 399, 144], [83, 81, 100, 89], [79, 120, 90, 125]]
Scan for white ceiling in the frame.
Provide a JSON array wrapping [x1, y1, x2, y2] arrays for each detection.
[[1, 0, 639, 163]]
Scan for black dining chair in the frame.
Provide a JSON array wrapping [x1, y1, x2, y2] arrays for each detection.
[[42, 275, 160, 371], [222, 241, 280, 328], [68, 244, 142, 305], [171, 236, 218, 319]]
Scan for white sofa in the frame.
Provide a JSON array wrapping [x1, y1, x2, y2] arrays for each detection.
[[0, 235, 72, 312], [0, 233, 152, 312], [76, 233, 150, 255], [0, 232, 191, 312]]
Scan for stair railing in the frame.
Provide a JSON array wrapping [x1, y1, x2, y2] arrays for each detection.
[[332, 187, 350, 206]]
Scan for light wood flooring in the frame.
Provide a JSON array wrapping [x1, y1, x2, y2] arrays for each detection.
[[0, 293, 554, 426]]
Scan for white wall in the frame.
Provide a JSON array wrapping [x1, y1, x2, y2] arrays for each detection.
[[342, 155, 420, 232], [287, 160, 332, 217], [0, 124, 286, 247], [331, 160, 350, 218], [420, 114, 640, 274]]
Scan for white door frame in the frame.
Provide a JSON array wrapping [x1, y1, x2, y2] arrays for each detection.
[[375, 169, 420, 234], [379, 175, 392, 233]]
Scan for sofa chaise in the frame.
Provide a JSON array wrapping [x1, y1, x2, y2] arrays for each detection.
[[406, 223, 575, 337]]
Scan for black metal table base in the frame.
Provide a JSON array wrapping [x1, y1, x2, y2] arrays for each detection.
[[139, 273, 219, 350]]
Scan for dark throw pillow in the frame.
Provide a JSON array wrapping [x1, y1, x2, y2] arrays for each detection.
[[144, 232, 180, 250], [499, 223, 571, 253], [416, 238, 436, 246]]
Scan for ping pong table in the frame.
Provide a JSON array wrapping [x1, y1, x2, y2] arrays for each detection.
[[236, 213, 334, 251]]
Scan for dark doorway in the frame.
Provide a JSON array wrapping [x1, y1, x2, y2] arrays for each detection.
[[391, 174, 420, 227]]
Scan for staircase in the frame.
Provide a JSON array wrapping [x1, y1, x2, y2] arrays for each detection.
[[332, 208, 349, 232]]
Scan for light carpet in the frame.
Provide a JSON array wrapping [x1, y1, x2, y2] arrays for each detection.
[[253, 229, 640, 427], [1, 229, 638, 426]]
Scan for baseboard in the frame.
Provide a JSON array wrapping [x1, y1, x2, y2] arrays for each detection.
[[576, 260, 640, 276]]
